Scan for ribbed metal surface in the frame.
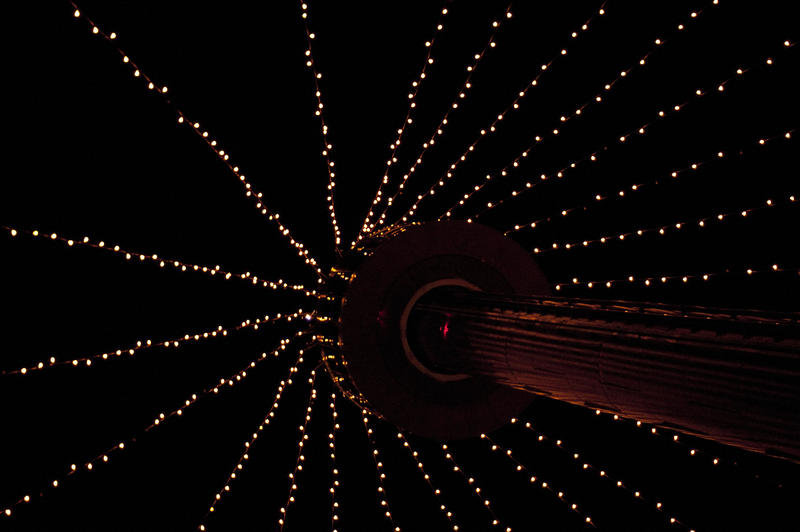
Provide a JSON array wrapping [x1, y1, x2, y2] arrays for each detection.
[[410, 290, 800, 461]]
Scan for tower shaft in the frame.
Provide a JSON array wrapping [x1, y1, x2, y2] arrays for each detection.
[[410, 289, 800, 460]]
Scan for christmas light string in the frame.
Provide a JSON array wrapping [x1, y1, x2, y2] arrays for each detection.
[[6, 4, 788, 529], [530, 192, 796, 255], [358, 3, 515, 241], [298, 1, 342, 252], [439, 443, 510, 531], [553, 263, 796, 291], [67, 3, 324, 280], [420, 0, 721, 223], [328, 392, 341, 532], [479, 433, 595, 527], [197, 359, 310, 531], [360, 412, 402, 532], [451, 40, 796, 222], [401, 1, 624, 224], [277, 369, 318, 531], [510, 418, 694, 530], [593, 410, 781, 490], [396, 431, 461, 531], [1, 335, 310, 520], [2, 307, 310, 376], [144, 332, 310, 431], [2, 224, 320, 298], [352, 3, 451, 248], [502, 130, 795, 236]]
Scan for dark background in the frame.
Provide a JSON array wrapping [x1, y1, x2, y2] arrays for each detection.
[[1, 1, 798, 530]]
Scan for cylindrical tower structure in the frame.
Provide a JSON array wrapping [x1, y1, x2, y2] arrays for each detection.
[[409, 289, 800, 461], [323, 221, 800, 462]]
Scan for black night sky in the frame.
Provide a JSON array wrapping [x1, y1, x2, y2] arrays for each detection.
[[1, 1, 799, 531]]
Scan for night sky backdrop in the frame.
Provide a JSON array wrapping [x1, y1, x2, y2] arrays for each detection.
[[1, 1, 798, 531]]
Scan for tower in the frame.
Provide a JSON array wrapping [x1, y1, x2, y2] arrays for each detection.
[[2, 1, 798, 530]]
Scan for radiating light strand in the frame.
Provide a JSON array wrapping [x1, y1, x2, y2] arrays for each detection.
[[329, 392, 341, 532], [460, 40, 796, 221], [396, 431, 461, 531], [530, 192, 796, 255], [480, 433, 595, 527], [554, 264, 796, 291], [67, 2, 324, 280], [1, 224, 320, 298], [361, 413, 402, 531], [511, 418, 693, 530], [361, 3, 514, 239], [440, 443, 510, 531], [2, 307, 310, 376], [298, 1, 342, 252], [503, 131, 795, 236], [595, 410, 771, 490], [432, 1, 719, 222], [197, 361, 309, 530], [278, 369, 318, 531], [141, 332, 309, 433], [404, 1, 616, 223], [1, 334, 310, 520], [353, 3, 451, 247]]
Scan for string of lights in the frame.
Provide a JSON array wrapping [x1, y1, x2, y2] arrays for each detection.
[[426, 1, 719, 223], [439, 443, 510, 531], [359, 3, 515, 240], [360, 411, 402, 532], [144, 332, 309, 431], [502, 131, 795, 236], [1, 308, 310, 376], [4, 2, 794, 530], [298, 1, 342, 252], [449, 40, 795, 222], [401, 1, 618, 225], [1, 334, 309, 520], [197, 358, 310, 531], [277, 369, 318, 531], [553, 263, 796, 291], [352, 3, 451, 248], [591, 410, 781, 490], [479, 433, 594, 527], [2, 224, 319, 298], [529, 192, 796, 255], [328, 392, 341, 532], [67, 3, 324, 280], [396, 431, 461, 531], [510, 418, 694, 530]]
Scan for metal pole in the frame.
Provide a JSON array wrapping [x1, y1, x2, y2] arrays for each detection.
[[409, 289, 800, 461]]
